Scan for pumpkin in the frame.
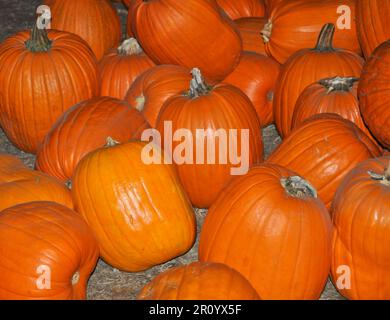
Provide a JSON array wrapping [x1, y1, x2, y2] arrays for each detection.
[[99, 38, 155, 100], [36, 97, 150, 182], [0, 24, 99, 153], [264, 0, 284, 15], [223, 51, 280, 127], [0, 153, 41, 183], [71, 140, 196, 272], [331, 157, 390, 300], [235, 17, 267, 55], [358, 40, 390, 149], [199, 163, 332, 299], [261, 0, 361, 64], [216, 0, 265, 20], [267, 114, 382, 209], [138, 262, 260, 300], [47, 0, 121, 60], [125, 65, 192, 127], [130, 0, 242, 83], [156, 68, 264, 208], [0, 201, 99, 300], [273, 23, 364, 138], [356, 0, 390, 59]]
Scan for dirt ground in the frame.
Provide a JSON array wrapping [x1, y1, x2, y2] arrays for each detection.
[[0, 0, 343, 300]]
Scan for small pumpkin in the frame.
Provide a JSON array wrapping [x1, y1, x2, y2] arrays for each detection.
[[199, 163, 332, 300], [99, 38, 155, 100], [216, 0, 265, 20], [331, 157, 390, 300], [138, 262, 260, 300], [235, 17, 267, 55], [0, 201, 99, 300]]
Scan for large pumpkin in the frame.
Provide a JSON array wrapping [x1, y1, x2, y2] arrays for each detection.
[[130, 0, 242, 83], [331, 157, 390, 300], [99, 38, 155, 100], [358, 40, 390, 149], [138, 262, 260, 300], [261, 0, 361, 64], [125, 65, 192, 127], [264, 0, 284, 15], [273, 23, 364, 138], [156, 68, 264, 208], [0, 201, 99, 300], [36, 97, 149, 182], [71, 140, 196, 272], [47, 0, 121, 60], [223, 51, 280, 127], [235, 17, 267, 55], [267, 114, 382, 208], [0, 153, 41, 183], [356, 0, 390, 59], [216, 0, 265, 20], [199, 163, 332, 299], [0, 25, 99, 153]]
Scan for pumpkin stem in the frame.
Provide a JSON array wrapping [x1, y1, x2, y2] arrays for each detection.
[[314, 23, 336, 52], [319, 76, 359, 94], [188, 68, 211, 98], [281, 176, 317, 198], [71, 271, 80, 285], [25, 20, 52, 52], [367, 163, 390, 186], [105, 136, 120, 147], [135, 94, 146, 112], [117, 38, 143, 56], [261, 20, 273, 43]]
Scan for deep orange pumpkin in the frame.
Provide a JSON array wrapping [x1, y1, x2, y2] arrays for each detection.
[[0, 26, 99, 153], [331, 157, 390, 300], [0, 201, 99, 300], [261, 0, 361, 64], [223, 51, 280, 127], [47, 0, 121, 60], [156, 69, 264, 208], [216, 0, 265, 20], [0, 153, 41, 183], [71, 140, 196, 272], [273, 24, 364, 138], [235, 17, 267, 55], [36, 97, 150, 182], [264, 0, 284, 15], [125, 65, 192, 127], [130, 0, 242, 83], [267, 114, 382, 209], [138, 262, 260, 300], [199, 163, 332, 299], [98, 38, 155, 100]]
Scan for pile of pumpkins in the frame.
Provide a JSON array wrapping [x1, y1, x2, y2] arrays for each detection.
[[0, 0, 389, 300]]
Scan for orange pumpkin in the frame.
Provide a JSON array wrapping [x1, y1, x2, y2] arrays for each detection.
[[0, 201, 99, 300], [47, 0, 121, 60], [331, 157, 390, 300], [267, 114, 382, 209], [235, 17, 267, 55], [156, 68, 264, 208], [99, 38, 155, 100], [125, 65, 192, 127], [130, 0, 242, 83], [0, 25, 99, 153], [261, 0, 361, 64], [71, 140, 196, 272], [0, 153, 41, 183], [273, 24, 364, 138], [199, 163, 332, 299], [223, 51, 280, 127], [138, 262, 260, 300], [264, 0, 284, 15], [216, 0, 265, 20], [36, 97, 149, 182]]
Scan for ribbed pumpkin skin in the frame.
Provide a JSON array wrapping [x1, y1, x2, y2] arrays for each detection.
[[47, 0, 121, 60], [0, 30, 99, 153], [359, 41, 390, 149], [267, 114, 382, 209], [138, 262, 260, 300], [199, 163, 332, 300], [223, 52, 280, 127], [331, 157, 390, 300], [156, 84, 264, 209], [125, 65, 192, 127], [0, 202, 99, 300], [131, 0, 242, 83], [216, 0, 265, 20], [356, 0, 390, 59], [72, 141, 196, 272], [36, 97, 150, 182], [264, 0, 284, 15], [263, 0, 361, 64], [0, 154, 41, 184], [235, 17, 267, 55]]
